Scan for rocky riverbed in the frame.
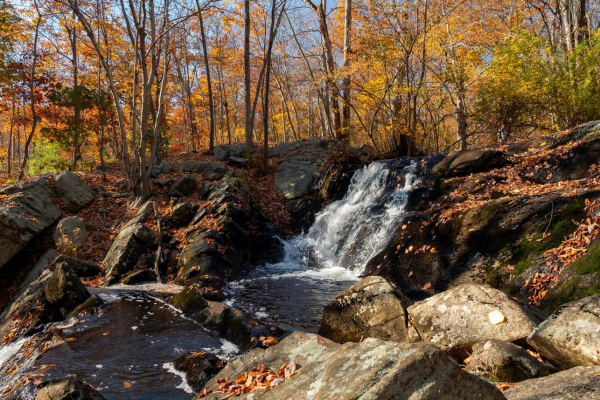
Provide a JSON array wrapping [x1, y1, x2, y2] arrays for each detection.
[[1, 124, 600, 399]]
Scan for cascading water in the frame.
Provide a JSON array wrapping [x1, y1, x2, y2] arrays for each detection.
[[229, 161, 418, 330]]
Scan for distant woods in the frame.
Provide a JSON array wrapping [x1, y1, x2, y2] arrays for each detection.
[[0, 0, 599, 193]]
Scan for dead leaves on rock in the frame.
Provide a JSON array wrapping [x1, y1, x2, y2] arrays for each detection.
[[198, 361, 299, 399]]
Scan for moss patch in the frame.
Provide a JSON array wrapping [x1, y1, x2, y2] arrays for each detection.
[[571, 240, 600, 275]]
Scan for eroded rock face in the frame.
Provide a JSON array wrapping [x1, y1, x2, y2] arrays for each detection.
[[54, 216, 88, 253], [54, 171, 96, 212], [197, 331, 504, 400], [407, 284, 543, 355], [319, 276, 413, 343], [503, 366, 600, 400], [0, 177, 62, 269], [35, 374, 105, 400], [465, 339, 556, 382], [432, 149, 508, 177], [527, 295, 600, 368], [103, 202, 156, 284]]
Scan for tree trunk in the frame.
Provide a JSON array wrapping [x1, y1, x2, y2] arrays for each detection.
[[244, 0, 252, 149], [196, 3, 215, 152], [19, 0, 42, 180], [341, 0, 352, 132]]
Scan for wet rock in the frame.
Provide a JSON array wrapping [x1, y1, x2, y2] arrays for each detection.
[[249, 229, 284, 266], [158, 160, 173, 174], [170, 201, 199, 227], [527, 295, 600, 368], [198, 331, 504, 400], [122, 269, 157, 285], [227, 156, 249, 169], [503, 365, 600, 400], [103, 202, 156, 284], [168, 175, 197, 197], [465, 339, 556, 382], [285, 196, 323, 233], [178, 160, 196, 173], [54, 171, 96, 212], [69, 294, 106, 317], [44, 262, 91, 319], [172, 284, 249, 347], [35, 374, 105, 400], [54, 216, 88, 253], [54, 255, 102, 277], [174, 352, 225, 393], [319, 276, 413, 344], [0, 177, 63, 269], [432, 149, 508, 177], [407, 284, 543, 356], [196, 161, 228, 181]]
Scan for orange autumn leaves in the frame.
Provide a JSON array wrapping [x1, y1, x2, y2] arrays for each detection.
[[198, 361, 299, 399]]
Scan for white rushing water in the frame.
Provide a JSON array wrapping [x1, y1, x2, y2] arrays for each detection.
[[228, 161, 419, 329], [0, 338, 27, 370], [273, 160, 418, 276]]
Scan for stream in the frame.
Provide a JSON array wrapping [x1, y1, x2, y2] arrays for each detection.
[[0, 161, 418, 399]]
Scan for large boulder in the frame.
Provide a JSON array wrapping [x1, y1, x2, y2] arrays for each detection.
[[197, 331, 504, 400], [213, 144, 245, 160], [407, 284, 543, 355], [54, 216, 88, 253], [319, 276, 413, 343], [157, 160, 173, 174], [103, 202, 156, 284], [44, 262, 91, 319], [0, 178, 62, 269], [503, 365, 600, 400], [175, 229, 235, 284], [0, 258, 91, 339], [35, 375, 105, 400], [527, 295, 600, 368], [178, 160, 196, 173], [54, 171, 96, 212], [432, 149, 508, 177], [465, 339, 556, 382], [195, 161, 228, 181], [168, 175, 197, 197], [274, 149, 324, 199]]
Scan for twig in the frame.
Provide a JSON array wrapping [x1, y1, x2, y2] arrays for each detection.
[[101, 191, 130, 198], [543, 201, 554, 236]]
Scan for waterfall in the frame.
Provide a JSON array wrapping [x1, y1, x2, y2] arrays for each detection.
[[266, 160, 418, 277]]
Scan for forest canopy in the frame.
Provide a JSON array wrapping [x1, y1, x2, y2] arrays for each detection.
[[0, 0, 599, 196]]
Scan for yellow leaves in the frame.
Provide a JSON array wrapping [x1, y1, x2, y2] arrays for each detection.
[[401, 224, 407, 230]]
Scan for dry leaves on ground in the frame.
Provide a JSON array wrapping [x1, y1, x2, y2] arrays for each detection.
[[198, 361, 299, 399]]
